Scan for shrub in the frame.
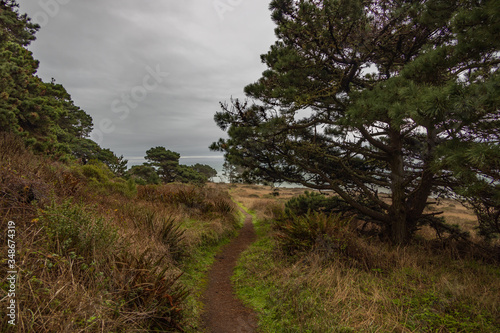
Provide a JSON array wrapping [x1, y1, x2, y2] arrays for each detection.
[[274, 212, 352, 258], [105, 178, 137, 198], [80, 162, 114, 182], [285, 191, 351, 217], [41, 200, 118, 257]]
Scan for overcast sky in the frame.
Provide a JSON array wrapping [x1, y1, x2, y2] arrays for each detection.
[[17, 0, 277, 166]]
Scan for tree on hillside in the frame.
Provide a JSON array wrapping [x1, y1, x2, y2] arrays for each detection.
[[128, 165, 161, 185], [97, 148, 128, 177], [145, 147, 182, 183], [191, 163, 218, 181], [176, 164, 208, 184], [0, 0, 96, 159], [211, 0, 500, 244], [144, 146, 209, 184], [0, 0, 38, 46], [70, 138, 128, 177]]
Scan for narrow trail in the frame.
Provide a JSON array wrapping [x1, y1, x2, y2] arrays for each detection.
[[201, 207, 258, 333]]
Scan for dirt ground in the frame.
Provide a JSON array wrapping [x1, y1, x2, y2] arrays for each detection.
[[200, 184, 482, 332], [201, 207, 258, 333]]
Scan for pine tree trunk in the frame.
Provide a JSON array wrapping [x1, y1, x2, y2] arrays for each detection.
[[390, 188, 409, 245], [389, 133, 410, 245]]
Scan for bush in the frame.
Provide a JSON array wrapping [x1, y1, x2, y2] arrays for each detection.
[[41, 200, 118, 257], [74, 162, 138, 198], [274, 212, 352, 258], [105, 178, 137, 198], [285, 191, 351, 217], [80, 162, 114, 182]]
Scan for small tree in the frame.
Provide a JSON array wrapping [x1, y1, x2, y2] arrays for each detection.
[[97, 148, 128, 177], [191, 163, 218, 182], [143, 146, 209, 184], [128, 165, 161, 185], [145, 147, 181, 183], [176, 165, 208, 184]]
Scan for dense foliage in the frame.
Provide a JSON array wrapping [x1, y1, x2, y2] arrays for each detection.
[[0, 0, 97, 158], [129, 146, 217, 184], [212, 0, 500, 244]]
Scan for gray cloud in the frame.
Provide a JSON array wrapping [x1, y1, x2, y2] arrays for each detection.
[[17, 0, 276, 164]]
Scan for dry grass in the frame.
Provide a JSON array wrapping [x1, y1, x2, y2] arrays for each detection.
[[0, 133, 238, 332], [251, 249, 500, 332], [227, 183, 483, 240], [229, 183, 500, 332]]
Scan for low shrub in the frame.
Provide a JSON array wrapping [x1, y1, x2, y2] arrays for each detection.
[[274, 212, 352, 259], [80, 162, 113, 182], [284, 191, 351, 217], [41, 200, 118, 257]]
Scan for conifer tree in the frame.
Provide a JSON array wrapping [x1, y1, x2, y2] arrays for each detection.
[[211, 0, 500, 244], [0, 0, 94, 158], [144, 146, 209, 184]]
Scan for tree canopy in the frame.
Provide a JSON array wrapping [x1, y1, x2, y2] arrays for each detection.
[[191, 163, 218, 181], [211, 0, 500, 244], [129, 146, 215, 184], [0, 0, 97, 159]]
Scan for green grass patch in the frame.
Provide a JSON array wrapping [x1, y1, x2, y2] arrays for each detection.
[[181, 240, 231, 332], [180, 212, 243, 332], [235, 199, 257, 218], [232, 216, 500, 332]]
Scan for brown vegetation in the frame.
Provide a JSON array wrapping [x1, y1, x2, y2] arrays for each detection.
[[0, 133, 238, 332], [229, 183, 500, 332]]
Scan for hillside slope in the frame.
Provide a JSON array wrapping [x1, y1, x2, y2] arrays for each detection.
[[0, 132, 238, 332]]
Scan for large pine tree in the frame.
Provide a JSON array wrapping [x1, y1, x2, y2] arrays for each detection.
[[211, 0, 500, 244]]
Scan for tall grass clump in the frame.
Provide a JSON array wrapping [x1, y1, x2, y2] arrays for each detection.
[[133, 209, 186, 262], [274, 212, 352, 259]]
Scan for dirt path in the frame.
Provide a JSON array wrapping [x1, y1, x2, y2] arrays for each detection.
[[201, 208, 258, 333]]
